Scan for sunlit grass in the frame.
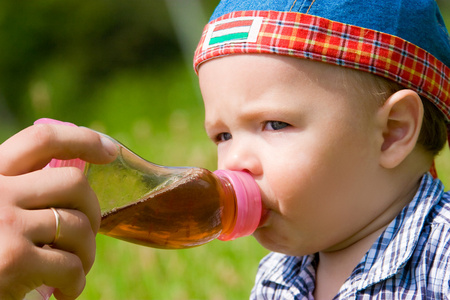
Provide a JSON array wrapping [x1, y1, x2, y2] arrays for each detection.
[[81, 235, 268, 300]]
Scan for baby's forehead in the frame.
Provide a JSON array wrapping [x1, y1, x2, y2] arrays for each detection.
[[235, 54, 389, 97], [200, 53, 385, 112]]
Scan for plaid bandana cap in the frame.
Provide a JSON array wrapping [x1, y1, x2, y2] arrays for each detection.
[[193, 0, 450, 175]]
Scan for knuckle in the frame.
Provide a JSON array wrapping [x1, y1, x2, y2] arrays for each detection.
[[0, 177, 20, 204], [58, 257, 86, 299], [65, 167, 87, 187], [66, 211, 97, 269], [58, 168, 91, 197], [0, 236, 30, 280], [66, 257, 85, 279], [73, 211, 94, 237], [29, 124, 57, 149], [0, 211, 28, 262], [0, 207, 18, 229]]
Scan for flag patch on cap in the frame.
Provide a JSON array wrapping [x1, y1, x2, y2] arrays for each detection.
[[202, 16, 263, 50]]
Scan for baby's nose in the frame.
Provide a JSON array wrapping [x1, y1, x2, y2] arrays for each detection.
[[219, 141, 262, 175]]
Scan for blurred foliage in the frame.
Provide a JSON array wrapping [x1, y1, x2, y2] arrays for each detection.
[[0, 0, 218, 144], [0, 1, 164, 120], [0, 1, 448, 299], [437, 0, 449, 12]]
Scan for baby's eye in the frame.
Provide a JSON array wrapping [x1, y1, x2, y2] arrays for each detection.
[[264, 121, 290, 131], [216, 132, 232, 142]]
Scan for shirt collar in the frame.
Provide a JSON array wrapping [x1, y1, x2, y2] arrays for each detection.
[[352, 173, 445, 291]]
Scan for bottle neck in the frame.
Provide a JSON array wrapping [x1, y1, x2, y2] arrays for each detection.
[[216, 176, 239, 238], [213, 170, 262, 241], [83, 143, 190, 215]]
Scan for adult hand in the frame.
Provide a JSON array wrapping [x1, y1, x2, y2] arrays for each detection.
[[0, 123, 117, 300]]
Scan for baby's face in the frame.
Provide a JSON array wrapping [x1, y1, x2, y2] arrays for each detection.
[[199, 54, 387, 256]]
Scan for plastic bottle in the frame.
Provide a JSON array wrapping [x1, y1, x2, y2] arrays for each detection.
[[35, 118, 262, 247]]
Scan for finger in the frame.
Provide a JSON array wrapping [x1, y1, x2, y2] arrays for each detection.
[[0, 236, 45, 299], [33, 246, 87, 300], [0, 234, 85, 300], [0, 123, 117, 176], [0, 168, 101, 233], [23, 208, 97, 274]]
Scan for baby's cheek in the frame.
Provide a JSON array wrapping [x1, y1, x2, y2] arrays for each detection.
[[268, 176, 303, 210]]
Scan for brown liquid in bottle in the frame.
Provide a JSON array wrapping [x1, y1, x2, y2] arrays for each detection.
[[99, 168, 236, 249]]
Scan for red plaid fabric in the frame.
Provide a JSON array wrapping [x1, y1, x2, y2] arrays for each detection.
[[194, 10, 450, 125]]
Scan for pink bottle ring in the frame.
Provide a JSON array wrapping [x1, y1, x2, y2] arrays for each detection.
[[214, 170, 262, 241]]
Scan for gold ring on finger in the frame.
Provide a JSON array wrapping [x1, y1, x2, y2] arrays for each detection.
[[50, 207, 61, 245]]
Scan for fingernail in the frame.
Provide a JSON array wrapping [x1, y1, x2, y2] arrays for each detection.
[[100, 136, 118, 157]]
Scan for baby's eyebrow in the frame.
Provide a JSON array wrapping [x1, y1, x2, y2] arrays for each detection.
[[239, 103, 299, 120], [203, 117, 225, 134]]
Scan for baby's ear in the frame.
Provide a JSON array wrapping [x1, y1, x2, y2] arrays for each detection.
[[378, 89, 423, 169]]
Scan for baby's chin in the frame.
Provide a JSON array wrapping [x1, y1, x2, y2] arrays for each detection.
[[253, 219, 327, 256], [252, 226, 313, 256]]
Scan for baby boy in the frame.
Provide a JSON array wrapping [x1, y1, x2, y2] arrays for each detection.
[[194, 0, 450, 298]]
